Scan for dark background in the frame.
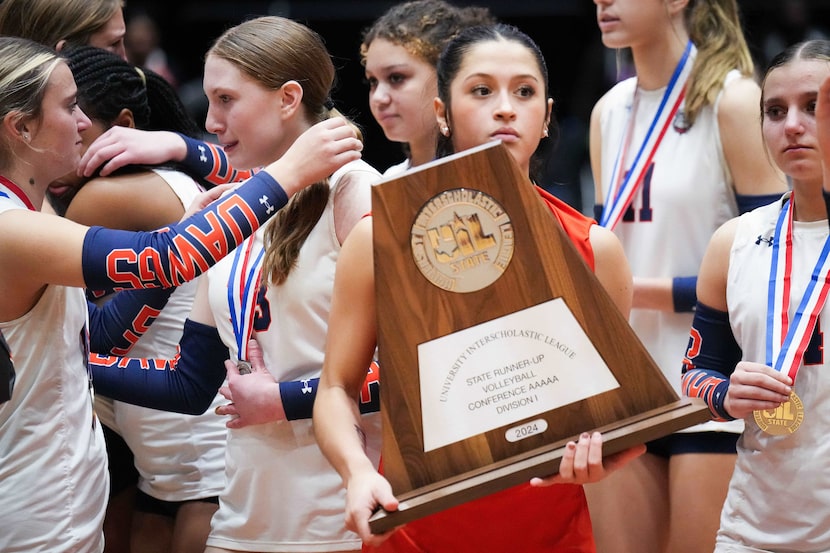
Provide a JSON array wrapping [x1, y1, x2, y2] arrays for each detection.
[[123, 0, 830, 211]]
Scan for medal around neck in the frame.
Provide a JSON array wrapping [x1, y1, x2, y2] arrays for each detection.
[[754, 391, 804, 435], [237, 360, 252, 375], [759, 197, 830, 435]]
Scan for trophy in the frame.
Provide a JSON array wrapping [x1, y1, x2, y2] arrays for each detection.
[[369, 141, 710, 533]]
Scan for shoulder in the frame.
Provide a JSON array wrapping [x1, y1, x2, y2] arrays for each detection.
[[590, 78, 636, 131], [588, 224, 624, 260], [67, 170, 184, 229], [596, 77, 636, 111], [732, 194, 788, 239], [716, 74, 761, 121], [331, 159, 382, 189], [709, 197, 785, 253]]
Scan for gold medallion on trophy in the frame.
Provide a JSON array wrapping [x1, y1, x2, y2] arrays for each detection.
[[410, 188, 514, 294], [754, 390, 804, 435]]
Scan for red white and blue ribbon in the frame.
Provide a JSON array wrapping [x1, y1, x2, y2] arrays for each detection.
[[766, 196, 830, 380], [228, 235, 265, 363], [600, 41, 694, 230]]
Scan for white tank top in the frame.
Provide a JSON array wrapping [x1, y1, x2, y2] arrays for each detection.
[[205, 159, 383, 551], [597, 67, 742, 434], [0, 191, 106, 552], [718, 195, 830, 550]]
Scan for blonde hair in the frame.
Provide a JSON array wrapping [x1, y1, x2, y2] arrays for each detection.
[[0, 37, 63, 169], [683, 0, 754, 126], [209, 16, 361, 285], [0, 0, 123, 50]]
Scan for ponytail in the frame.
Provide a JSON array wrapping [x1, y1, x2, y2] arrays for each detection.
[[684, 0, 754, 126]]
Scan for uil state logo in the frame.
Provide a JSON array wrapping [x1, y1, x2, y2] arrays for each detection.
[[410, 188, 514, 293]]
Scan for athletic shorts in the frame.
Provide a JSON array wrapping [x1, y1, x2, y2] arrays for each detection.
[[134, 489, 219, 518], [646, 431, 738, 458]]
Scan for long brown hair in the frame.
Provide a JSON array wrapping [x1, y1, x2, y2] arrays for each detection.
[[683, 0, 754, 126], [209, 16, 362, 285]]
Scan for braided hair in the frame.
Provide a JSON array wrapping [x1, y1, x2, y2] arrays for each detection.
[[63, 45, 201, 138]]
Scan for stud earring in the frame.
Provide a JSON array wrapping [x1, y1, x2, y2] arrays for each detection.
[[543, 127, 549, 138], [22, 132, 29, 141], [440, 125, 450, 136]]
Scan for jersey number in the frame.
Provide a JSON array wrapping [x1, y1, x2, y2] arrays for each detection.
[[804, 319, 824, 366], [622, 163, 654, 223], [253, 286, 272, 332]]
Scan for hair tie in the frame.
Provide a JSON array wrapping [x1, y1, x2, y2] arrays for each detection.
[[323, 97, 335, 111]]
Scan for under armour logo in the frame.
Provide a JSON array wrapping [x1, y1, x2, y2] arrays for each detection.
[[198, 145, 207, 163], [755, 234, 773, 247], [260, 195, 274, 214], [301, 379, 313, 394]]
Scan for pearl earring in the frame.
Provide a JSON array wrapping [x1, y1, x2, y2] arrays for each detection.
[[441, 125, 450, 136]]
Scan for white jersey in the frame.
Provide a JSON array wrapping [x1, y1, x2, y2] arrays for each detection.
[[717, 195, 830, 551], [383, 159, 411, 177], [0, 192, 107, 552], [597, 64, 743, 434], [100, 168, 228, 501], [205, 160, 383, 552]]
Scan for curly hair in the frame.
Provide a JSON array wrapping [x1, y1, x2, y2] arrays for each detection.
[[360, 0, 495, 67]]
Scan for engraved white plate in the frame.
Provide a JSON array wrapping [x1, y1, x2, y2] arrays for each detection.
[[418, 298, 620, 452]]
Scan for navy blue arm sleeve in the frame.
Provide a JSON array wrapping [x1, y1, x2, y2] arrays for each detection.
[[179, 133, 256, 186], [672, 276, 697, 312], [87, 287, 174, 355], [736, 193, 782, 215], [680, 302, 743, 421], [82, 171, 287, 291], [89, 319, 228, 415], [279, 360, 380, 420]]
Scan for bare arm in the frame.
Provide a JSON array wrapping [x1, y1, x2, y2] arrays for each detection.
[[695, 217, 735, 312], [590, 224, 632, 318], [313, 218, 396, 545], [718, 76, 788, 196], [589, 94, 607, 209]]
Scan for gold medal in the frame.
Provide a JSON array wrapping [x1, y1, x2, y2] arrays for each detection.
[[754, 390, 804, 435]]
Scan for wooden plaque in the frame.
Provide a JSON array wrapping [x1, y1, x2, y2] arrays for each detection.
[[369, 141, 709, 533]]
